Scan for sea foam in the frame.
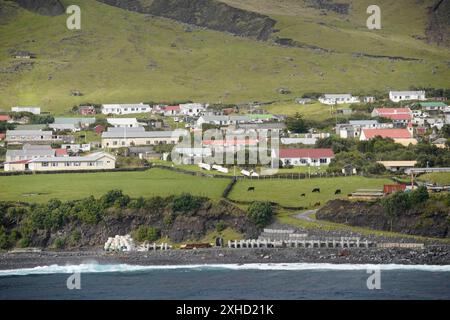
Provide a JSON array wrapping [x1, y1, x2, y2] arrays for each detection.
[[1, 263, 450, 276]]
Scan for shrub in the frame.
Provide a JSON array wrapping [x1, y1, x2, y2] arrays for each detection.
[[133, 226, 160, 243], [247, 202, 273, 229], [171, 193, 203, 213], [53, 237, 66, 249], [216, 221, 226, 233]]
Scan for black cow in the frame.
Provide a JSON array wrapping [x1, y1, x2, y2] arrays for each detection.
[[335, 189, 342, 195], [312, 188, 320, 193], [247, 187, 255, 192], [314, 202, 321, 207], [300, 193, 306, 197]]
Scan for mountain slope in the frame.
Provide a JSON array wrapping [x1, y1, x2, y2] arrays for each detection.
[[0, 0, 448, 114]]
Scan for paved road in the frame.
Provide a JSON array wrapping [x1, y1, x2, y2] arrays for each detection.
[[294, 209, 318, 222]]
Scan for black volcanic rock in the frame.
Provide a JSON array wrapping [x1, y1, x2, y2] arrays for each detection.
[[14, 0, 65, 16], [426, 0, 450, 46], [97, 0, 276, 41]]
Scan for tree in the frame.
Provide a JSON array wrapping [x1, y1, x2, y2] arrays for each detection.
[[247, 202, 273, 229], [286, 113, 309, 133]]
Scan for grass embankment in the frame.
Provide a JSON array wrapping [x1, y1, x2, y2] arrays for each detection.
[[417, 172, 450, 186], [0, 168, 230, 202], [228, 176, 391, 208]]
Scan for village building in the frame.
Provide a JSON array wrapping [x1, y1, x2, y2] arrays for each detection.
[[180, 103, 207, 117], [5, 145, 55, 162], [281, 137, 317, 145], [336, 120, 392, 139], [371, 108, 412, 127], [78, 106, 97, 115], [107, 118, 144, 128], [389, 91, 426, 103], [432, 138, 448, 149], [418, 102, 447, 116], [359, 128, 417, 146], [13, 51, 36, 59], [363, 96, 375, 103], [172, 147, 213, 164], [6, 130, 54, 144], [318, 94, 360, 105], [197, 115, 251, 127], [101, 103, 151, 115], [61, 144, 91, 154], [295, 98, 313, 105], [11, 106, 41, 115], [276, 148, 335, 167], [101, 127, 181, 148], [0, 115, 11, 122], [19, 152, 116, 172], [162, 105, 181, 116], [377, 161, 418, 172], [128, 146, 161, 160]]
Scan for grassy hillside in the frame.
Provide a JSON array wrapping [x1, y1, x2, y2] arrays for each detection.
[[229, 176, 391, 207], [0, 0, 448, 114], [0, 168, 230, 202]]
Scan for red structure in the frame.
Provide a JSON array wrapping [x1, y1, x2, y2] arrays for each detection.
[[383, 184, 406, 194]]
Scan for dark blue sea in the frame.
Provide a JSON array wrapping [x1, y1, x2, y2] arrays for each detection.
[[0, 263, 449, 299]]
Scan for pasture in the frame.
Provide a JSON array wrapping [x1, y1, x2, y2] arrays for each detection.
[[0, 168, 230, 203], [228, 176, 392, 208]]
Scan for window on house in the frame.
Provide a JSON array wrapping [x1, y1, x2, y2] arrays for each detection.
[[113, 141, 118, 146], [52, 162, 58, 167], [320, 158, 328, 164], [42, 162, 49, 167], [74, 162, 81, 166]]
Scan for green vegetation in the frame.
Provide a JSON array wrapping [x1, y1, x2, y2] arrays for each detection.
[[382, 186, 429, 218], [229, 176, 391, 207], [247, 202, 273, 228], [418, 172, 450, 186], [0, 0, 448, 114], [0, 168, 229, 202], [171, 193, 205, 213], [133, 226, 160, 243]]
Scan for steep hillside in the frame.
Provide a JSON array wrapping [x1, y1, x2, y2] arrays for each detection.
[[0, 0, 448, 114]]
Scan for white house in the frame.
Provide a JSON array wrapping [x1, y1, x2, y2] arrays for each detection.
[[107, 118, 144, 128], [11, 106, 41, 115], [197, 115, 251, 127], [102, 103, 151, 115], [319, 94, 360, 105], [101, 127, 182, 148], [389, 91, 426, 103], [275, 148, 335, 167], [180, 103, 207, 117]]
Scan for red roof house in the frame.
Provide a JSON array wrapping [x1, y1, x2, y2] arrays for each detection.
[[55, 149, 69, 157], [0, 133, 5, 141], [0, 115, 11, 122], [360, 128, 412, 140], [94, 125, 105, 135], [278, 148, 335, 166]]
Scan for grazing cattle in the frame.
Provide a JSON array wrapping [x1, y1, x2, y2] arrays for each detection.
[[314, 202, 321, 207], [300, 193, 306, 197], [312, 188, 320, 193], [247, 187, 255, 192], [335, 189, 342, 195]]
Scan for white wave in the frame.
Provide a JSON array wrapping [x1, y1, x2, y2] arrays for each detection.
[[1, 263, 450, 276]]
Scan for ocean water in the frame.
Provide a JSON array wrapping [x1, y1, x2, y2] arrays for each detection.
[[0, 263, 449, 299]]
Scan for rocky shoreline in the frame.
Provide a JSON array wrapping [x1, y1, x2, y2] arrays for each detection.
[[1, 246, 450, 270]]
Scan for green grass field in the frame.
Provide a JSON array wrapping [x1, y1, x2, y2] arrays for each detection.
[[418, 172, 450, 186], [0, 168, 230, 202], [229, 176, 391, 207], [0, 0, 448, 114]]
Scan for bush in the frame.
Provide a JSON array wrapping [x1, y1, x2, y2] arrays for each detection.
[[133, 226, 160, 243], [53, 237, 66, 249], [216, 221, 226, 233], [171, 193, 203, 213], [247, 202, 273, 229]]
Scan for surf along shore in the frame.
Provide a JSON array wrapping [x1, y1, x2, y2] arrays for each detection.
[[1, 246, 450, 271]]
